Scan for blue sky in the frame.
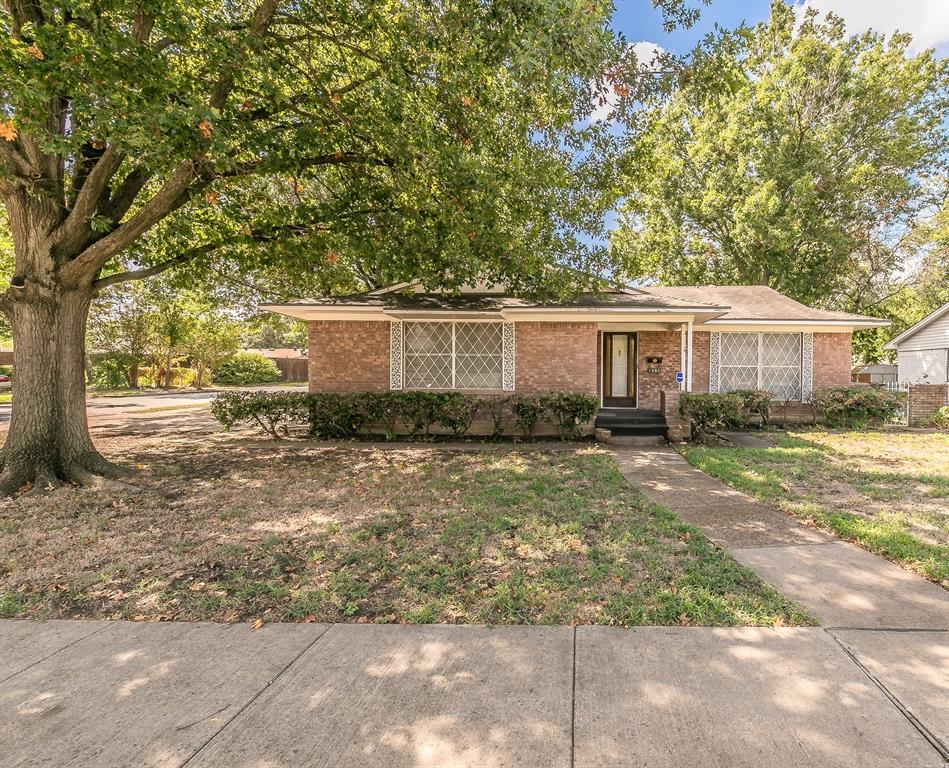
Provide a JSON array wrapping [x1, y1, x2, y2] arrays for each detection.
[[612, 0, 949, 58]]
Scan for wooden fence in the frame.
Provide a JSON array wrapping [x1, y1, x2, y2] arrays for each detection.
[[274, 356, 308, 383]]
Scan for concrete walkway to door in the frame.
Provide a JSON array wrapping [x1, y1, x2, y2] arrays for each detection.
[[612, 445, 949, 757]]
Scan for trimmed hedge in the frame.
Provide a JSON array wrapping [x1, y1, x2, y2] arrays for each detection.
[[812, 386, 905, 427], [210, 390, 599, 441], [679, 390, 771, 437]]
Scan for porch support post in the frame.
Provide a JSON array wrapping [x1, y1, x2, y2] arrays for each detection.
[[679, 324, 686, 391], [802, 332, 814, 403], [686, 319, 694, 392]]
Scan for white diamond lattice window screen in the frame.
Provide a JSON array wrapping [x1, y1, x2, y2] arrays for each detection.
[[719, 332, 803, 401], [403, 322, 504, 390]]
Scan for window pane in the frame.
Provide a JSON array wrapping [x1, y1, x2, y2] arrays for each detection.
[[720, 332, 759, 392], [761, 333, 802, 400], [455, 323, 503, 389], [404, 322, 452, 388]]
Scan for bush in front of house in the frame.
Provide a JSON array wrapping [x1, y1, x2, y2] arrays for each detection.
[[210, 390, 599, 441], [679, 391, 771, 437], [539, 393, 601, 440], [212, 352, 281, 385], [925, 406, 949, 429], [813, 386, 905, 427]]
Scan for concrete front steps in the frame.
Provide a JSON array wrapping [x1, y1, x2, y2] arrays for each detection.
[[594, 408, 668, 445]]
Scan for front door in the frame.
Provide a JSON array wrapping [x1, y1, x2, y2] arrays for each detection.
[[602, 333, 636, 407]]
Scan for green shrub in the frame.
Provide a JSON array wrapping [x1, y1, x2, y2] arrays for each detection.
[[212, 353, 281, 385], [511, 395, 544, 437], [210, 390, 594, 441], [679, 392, 746, 436], [91, 352, 141, 389], [210, 391, 309, 438], [813, 386, 905, 427], [436, 392, 482, 437], [539, 393, 599, 440], [480, 395, 511, 437], [924, 406, 949, 429]]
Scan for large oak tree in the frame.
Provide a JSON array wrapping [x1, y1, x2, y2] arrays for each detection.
[[612, 1, 949, 310], [0, 0, 683, 492]]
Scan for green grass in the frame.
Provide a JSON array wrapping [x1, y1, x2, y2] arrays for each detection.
[[681, 431, 949, 585], [0, 441, 811, 626]]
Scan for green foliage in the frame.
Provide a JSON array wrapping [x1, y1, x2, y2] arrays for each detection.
[[436, 393, 483, 437], [211, 353, 281, 386], [613, 0, 949, 312], [924, 406, 949, 430], [680, 393, 745, 436], [813, 387, 905, 427], [539, 393, 600, 439], [511, 395, 545, 437], [210, 390, 598, 440], [210, 391, 310, 438], [180, 315, 242, 388], [91, 352, 141, 390], [679, 390, 771, 436], [0, 0, 664, 301]]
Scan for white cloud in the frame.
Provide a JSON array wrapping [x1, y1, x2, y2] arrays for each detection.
[[792, 0, 949, 54], [588, 41, 666, 124]]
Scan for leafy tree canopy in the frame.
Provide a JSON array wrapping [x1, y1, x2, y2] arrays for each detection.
[[611, 0, 949, 310], [0, 0, 693, 298]]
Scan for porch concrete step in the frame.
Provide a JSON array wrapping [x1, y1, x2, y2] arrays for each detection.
[[608, 435, 666, 446]]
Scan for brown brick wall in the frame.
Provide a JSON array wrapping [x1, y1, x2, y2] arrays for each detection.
[[516, 322, 598, 394], [308, 320, 390, 392], [813, 332, 853, 390], [636, 331, 683, 409], [908, 384, 948, 427], [691, 331, 711, 393]]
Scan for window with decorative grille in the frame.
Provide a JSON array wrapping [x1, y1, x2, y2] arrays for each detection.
[[719, 332, 802, 401], [403, 322, 503, 389]]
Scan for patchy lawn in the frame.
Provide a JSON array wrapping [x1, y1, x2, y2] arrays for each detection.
[[681, 430, 949, 585], [0, 428, 810, 626]]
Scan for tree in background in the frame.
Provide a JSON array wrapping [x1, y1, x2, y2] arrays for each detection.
[[612, 1, 949, 313], [181, 314, 241, 389], [87, 281, 155, 388], [854, 201, 949, 362], [242, 313, 307, 351], [2, 0, 680, 491]]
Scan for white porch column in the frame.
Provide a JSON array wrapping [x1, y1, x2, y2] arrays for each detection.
[[679, 325, 687, 391], [686, 320, 694, 391]]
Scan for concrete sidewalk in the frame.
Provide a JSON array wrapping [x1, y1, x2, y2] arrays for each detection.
[[1, 619, 946, 767], [613, 445, 949, 759]]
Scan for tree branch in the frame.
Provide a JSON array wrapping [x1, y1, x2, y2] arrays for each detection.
[[54, 145, 126, 254], [59, 160, 198, 286], [92, 242, 219, 290], [210, 0, 280, 110]]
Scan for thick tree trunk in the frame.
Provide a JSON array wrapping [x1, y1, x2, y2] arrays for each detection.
[[0, 286, 123, 494]]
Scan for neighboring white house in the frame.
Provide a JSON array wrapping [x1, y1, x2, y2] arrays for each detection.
[[885, 302, 949, 385]]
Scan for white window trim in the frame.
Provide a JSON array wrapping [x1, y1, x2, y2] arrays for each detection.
[[710, 331, 813, 402], [399, 320, 513, 391]]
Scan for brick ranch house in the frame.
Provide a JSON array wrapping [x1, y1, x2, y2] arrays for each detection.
[[265, 282, 888, 436]]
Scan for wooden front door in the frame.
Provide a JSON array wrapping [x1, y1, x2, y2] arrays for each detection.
[[602, 333, 636, 407]]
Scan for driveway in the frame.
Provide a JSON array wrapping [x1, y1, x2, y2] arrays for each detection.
[[1, 620, 946, 767]]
